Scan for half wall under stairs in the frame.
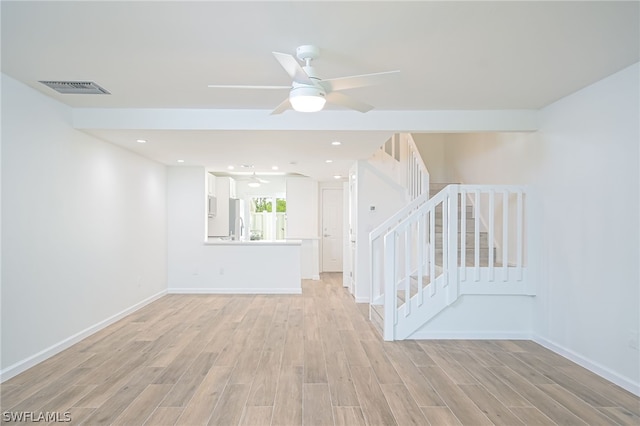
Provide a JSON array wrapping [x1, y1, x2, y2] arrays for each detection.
[[369, 183, 534, 340]]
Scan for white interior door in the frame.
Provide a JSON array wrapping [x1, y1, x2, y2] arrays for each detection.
[[322, 188, 343, 272]]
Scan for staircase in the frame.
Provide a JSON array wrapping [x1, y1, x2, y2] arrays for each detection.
[[366, 134, 533, 341], [429, 183, 494, 267], [370, 183, 491, 334]]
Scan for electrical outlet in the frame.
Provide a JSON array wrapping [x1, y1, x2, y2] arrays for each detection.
[[629, 330, 639, 350]]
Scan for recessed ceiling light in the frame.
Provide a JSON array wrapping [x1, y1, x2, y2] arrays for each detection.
[[177, 159, 185, 163], [272, 166, 279, 170], [136, 139, 147, 144], [227, 165, 235, 170], [333, 175, 342, 179], [331, 141, 341, 146], [325, 159, 333, 163]]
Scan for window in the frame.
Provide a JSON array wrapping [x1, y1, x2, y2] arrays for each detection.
[[249, 197, 286, 240]]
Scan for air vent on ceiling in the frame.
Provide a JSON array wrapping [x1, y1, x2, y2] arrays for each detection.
[[39, 81, 110, 95]]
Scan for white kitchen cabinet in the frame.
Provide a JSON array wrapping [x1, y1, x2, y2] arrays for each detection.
[[207, 172, 216, 196], [229, 177, 237, 199], [207, 176, 236, 237]]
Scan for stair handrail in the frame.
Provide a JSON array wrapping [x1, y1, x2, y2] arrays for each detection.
[[381, 185, 457, 340], [368, 133, 430, 309], [406, 134, 430, 200], [369, 192, 429, 306], [369, 191, 430, 244], [372, 183, 529, 341]]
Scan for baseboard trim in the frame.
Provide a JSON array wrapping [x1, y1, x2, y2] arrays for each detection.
[[408, 331, 532, 340], [354, 297, 370, 303], [533, 335, 640, 397], [0, 289, 167, 383], [168, 288, 302, 295]]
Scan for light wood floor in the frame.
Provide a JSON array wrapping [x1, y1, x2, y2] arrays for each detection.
[[2, 273, 639, 425]]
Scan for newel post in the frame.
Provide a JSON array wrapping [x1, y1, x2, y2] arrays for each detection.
[[446, 185, 459, 304], [383, 231, 396, 341]]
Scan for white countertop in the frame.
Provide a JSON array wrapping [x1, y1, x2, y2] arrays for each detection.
[[286, 236, 320, 240], [205, 238, 302, 246]]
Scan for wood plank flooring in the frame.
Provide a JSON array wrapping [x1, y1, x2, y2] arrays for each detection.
[[1, 273, 639, 425]]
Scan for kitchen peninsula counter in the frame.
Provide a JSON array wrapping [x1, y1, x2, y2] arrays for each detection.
[[167, 238, 302, 294], [204, 239, 302, 246]]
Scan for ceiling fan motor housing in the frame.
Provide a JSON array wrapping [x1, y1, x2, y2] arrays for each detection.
[[296, 45, 320, 61], [290, 85, 325, 98]]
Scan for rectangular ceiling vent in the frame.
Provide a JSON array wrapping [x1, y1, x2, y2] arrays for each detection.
[[39, 81, 110, 95]]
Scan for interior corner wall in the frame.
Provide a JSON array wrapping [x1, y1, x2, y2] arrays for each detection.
[[354, 160, 406, 302], [1, 74, 168, 378], [534, 63, 639, 393], [441, 131, 539, 186], [428, 63, 639, 393], [411, 133, 450, 182], [167, 166, 208, 290]]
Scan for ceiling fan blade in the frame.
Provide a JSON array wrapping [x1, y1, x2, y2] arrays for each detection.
[[320, 70, 400, 92], [270, 98, 291, 115], [325, 91, 373, 113], [208, 84, 290, 89], [272, 52, 314, 85], [326, 92, 373, 112]]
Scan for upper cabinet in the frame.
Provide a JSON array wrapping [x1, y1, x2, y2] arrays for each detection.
[[228, 177, 237, 199], [207, 176, 237, 237], [207, 173, 217, 218], [207, 173, 216, 196]]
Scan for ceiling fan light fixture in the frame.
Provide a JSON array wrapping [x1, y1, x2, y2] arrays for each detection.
[[289, 86, 326, 112], [248, 171, 263, 188]]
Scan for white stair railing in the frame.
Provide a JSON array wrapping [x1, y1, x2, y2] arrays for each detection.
[[406, 134, 429, 201], [369, 133, 429, 308], [369, 192, 429, 305], [370, 184, 531, 341]]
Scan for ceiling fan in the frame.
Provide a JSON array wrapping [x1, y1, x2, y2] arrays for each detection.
[[227, 166, 270, 187], [208, 45, 400, 114], [248, 172, 268, 188]]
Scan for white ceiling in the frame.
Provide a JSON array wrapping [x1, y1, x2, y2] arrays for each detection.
[[2, 1, 638, 180]]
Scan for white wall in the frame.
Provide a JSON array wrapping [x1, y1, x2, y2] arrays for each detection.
[[1, 74, 167, 378], [354, 160, 407, 302], [429, 63, 640, 393], [534, 63, 639, 393], [443, 132, 539, 185], [167, 166, 208, 288], [411, 295, 534, 339], [412, 133, 450, 183]]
